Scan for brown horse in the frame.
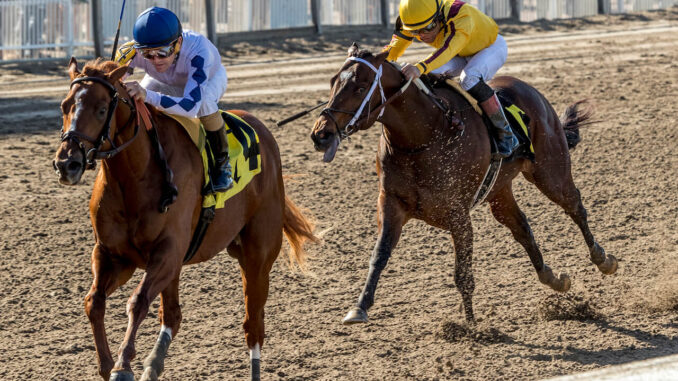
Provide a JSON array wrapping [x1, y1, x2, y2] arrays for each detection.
[[53, 58, 316, 381], [310, 45, 617, 325]]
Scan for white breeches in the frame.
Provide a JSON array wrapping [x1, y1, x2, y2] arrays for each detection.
[[431, 34, 508, 90]]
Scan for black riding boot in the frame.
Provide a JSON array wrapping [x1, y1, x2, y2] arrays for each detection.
[[468, 81, 520, 160], [483, 93, 519, 159], [205, 128, 234, 192]]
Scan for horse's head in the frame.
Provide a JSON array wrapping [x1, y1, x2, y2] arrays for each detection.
[[311, 43, 401, 162], [53, 57, 130, 185]]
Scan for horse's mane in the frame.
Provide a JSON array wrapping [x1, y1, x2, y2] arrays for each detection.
[[81, 58, 120, 76], [354, 49, 374, 59]]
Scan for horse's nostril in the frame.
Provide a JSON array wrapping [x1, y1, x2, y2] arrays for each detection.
[[67, 160, 82, 173]]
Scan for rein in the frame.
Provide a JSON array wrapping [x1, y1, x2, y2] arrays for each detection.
[[321, 57, 412, 140], [62, 75, 177, 212], [61, 76, 138, 169]]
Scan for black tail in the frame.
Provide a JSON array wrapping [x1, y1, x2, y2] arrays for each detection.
[[560, 99, 595, 150]]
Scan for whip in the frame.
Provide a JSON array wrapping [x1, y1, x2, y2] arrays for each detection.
[[110, 0, 128, 60]]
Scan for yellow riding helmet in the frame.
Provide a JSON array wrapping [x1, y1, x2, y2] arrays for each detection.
[[399, 0, 442, 30]]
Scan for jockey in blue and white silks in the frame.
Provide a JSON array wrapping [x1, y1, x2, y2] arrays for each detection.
[[117, 6, 233, 192]]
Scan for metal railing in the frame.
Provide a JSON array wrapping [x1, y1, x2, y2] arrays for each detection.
[[1, 0, 676, 61]]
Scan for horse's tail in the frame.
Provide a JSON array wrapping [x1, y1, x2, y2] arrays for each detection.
[[559, 99, 595, 150], [282, 195, 318, 272]]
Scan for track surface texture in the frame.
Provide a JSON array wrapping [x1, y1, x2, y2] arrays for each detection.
[[0, 9, 677, 381]]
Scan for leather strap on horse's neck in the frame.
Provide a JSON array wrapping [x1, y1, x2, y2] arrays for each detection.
[[135, 99, 178, 213]]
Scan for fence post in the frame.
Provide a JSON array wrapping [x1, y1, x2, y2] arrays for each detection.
[[91, 0, 104, 58], [380, 0, 389, 27], [311, 0, 322, 35], [598, 0, 611, 14], [510, 0, 521, 20], [205, 0, 217, 45], [67, 0, 74, 58]]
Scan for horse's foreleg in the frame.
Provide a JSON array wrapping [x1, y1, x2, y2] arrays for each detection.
[[450, 213, 476, 323], [343, 194, 406, 324], [488, 186, 570, 292], [85, 245, 135, 380], [111, 242, 180, 380], [140, 275, 181, 381]]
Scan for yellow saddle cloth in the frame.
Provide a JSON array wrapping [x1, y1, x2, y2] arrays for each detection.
[[443, 79, 534, 154], [162, 110, 262, 209]]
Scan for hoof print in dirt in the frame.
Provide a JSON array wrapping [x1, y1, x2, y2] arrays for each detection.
[[436, 320, 512, 344], [537, 293, 601, 321]]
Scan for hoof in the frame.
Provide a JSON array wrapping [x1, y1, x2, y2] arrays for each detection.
[[538, 266, 571, 292], [342, 307, 368, 325], [110, 370, 135, 381], [597, 254, 618, 275], [554, 273, 572, 292], [139, 368, 157, 381]]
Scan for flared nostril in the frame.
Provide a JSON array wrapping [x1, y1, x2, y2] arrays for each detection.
[[67, 160, 82, 173]]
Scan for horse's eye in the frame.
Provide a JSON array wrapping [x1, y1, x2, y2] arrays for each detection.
[[356, 87, 366, 95], [98, 107, 107, 118]]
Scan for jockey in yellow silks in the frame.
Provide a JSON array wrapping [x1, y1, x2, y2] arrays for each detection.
[[385, 0, 519, 159]]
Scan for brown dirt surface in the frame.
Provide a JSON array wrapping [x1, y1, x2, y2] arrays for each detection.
[[1, 7, 677, 381]]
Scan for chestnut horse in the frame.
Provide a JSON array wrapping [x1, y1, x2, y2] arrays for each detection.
[[311, 45, 617, 325], [53, 58, 316, 381]]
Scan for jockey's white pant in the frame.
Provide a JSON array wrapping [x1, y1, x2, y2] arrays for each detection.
[[431, 34, 507, 91], [140, 69, 228, 117]]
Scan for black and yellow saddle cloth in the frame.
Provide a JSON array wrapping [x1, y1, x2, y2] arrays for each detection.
[[438, 79, 534, 209], [441, 79, 534, 161], [161, 110, 261, 209]]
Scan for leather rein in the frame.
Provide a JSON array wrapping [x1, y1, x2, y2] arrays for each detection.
[[61, 76, 138, 170]]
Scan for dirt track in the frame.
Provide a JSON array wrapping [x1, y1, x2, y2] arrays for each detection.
[[1, 9, 677, 381]]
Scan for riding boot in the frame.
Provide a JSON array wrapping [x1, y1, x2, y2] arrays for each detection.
[[480, 94, 520, 159], [468, 81, 520, 160], [205, 127, 234, 192]]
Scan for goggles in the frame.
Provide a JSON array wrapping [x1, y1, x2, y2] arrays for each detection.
[[139, 40, 178, 60], [412, 20, 438, 35]]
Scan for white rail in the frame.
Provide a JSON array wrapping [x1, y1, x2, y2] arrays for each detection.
[[1, 0, 676, 61]]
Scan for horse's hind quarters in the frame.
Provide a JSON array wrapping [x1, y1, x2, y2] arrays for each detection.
[[342, 307, 369, 324]]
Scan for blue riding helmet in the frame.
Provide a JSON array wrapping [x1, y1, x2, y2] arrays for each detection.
[[133, 7, 182, 49]]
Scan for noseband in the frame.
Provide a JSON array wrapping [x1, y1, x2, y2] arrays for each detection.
[[321, 57, 412, 140], [61, 76, 137, 170]]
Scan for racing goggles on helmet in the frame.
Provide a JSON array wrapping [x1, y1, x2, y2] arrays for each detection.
[[412, 20, 438, 35], [139, 40, 178, 59]]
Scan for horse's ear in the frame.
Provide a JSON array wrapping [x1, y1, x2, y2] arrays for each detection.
[[108, 65, 129, 84], [68, 56, 80, 80], [347, 42, 360, 57]]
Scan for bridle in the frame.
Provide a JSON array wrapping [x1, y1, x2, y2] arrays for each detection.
[[61, 76, 138, 170], [320, 57, 412, 140]]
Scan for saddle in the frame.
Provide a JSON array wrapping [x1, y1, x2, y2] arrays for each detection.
[[423, 74, 534, 161], [162, 110, 262, 208], [161, 110, 262, 263], [422, 74, 535, 208]]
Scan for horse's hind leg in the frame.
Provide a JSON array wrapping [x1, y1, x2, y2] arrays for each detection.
[[530, 168, 618, 275], [488, 186, 571, 292], [235, 207, 282, 381], [140, 275, 181, 381], [85, 245, 135, 380]]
